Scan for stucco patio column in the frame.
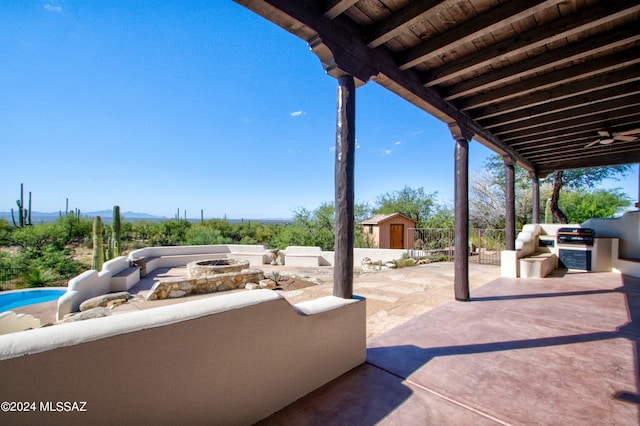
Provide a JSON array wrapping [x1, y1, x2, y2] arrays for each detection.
[[450, 123, 473, 302], [334, 75, 355, 299], [504, 155, 516, 251], [529, 171, 540, 224]]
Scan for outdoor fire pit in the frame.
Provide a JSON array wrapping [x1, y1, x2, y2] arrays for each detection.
[[146, 258, 263, 300], [186, 259, 250, 279]]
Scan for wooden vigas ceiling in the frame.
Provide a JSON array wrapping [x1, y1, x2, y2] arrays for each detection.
[[235, 0, 640, 175]]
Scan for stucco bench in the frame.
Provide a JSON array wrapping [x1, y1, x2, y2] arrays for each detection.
[[519, 252, 557, 278], [111, 267, 140, 292], [144, 253, 228, 273], [283, 246, 323, 267]]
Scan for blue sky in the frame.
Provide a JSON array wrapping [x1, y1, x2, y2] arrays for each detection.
[[1, 1, 638, 219]]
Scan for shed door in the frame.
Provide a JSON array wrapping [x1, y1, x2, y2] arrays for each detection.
[[390, 224, 404, 249]]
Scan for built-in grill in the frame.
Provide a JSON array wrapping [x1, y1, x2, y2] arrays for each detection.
[[557, 227, 595, 246], [556, 228, 595, 271]]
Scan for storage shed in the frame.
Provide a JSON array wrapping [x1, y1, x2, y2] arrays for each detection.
[[361, 213, 418, 250]]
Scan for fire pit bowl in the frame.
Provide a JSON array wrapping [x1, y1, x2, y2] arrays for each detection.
[[186, 259, 250, 279]]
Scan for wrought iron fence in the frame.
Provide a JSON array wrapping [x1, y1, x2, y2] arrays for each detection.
[[0, 267, 69, 291], [408, 228, 509, 266]]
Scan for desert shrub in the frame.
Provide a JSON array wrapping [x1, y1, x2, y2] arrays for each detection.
[[17, 267, 58, 288], [184, 226, 232, 245]]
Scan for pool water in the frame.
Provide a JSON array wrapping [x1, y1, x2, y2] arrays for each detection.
[[0, 289, 66, 312]]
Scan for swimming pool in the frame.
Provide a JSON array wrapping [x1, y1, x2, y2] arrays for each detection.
[[0, 288, 67, 312]]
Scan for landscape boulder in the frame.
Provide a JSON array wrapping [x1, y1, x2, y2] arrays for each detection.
[[79, 292, 133, 312], [59, 307, 111, 324]]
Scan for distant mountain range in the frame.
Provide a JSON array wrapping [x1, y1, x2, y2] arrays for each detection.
[[0, 210, 291, 224], [0, 210, 165, 224]]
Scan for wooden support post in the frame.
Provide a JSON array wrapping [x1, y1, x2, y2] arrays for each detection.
[[450, 123, 473, 302], [333, 75, 356, 299], [504, 156, 516, 251], [636, 163, 640, 209], [529, 171, 540, 224]]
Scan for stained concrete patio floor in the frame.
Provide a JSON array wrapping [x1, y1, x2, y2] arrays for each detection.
[[259, 270, 640, 425]]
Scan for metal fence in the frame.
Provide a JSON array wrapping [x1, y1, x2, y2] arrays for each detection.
[[408, 228, 509, 266], [0, 267, 69, 291]]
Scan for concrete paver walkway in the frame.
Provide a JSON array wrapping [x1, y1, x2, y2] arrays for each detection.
[[259, 271, 640, 425]]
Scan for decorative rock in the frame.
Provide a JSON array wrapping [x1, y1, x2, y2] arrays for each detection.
[[106, 299, 128, 309], [245, 283, 260, 290], [266, 250, 278, 265], [60, 307, 110, 323], [79, 292, 133, 312], [145, 268, 264, 301], [168, 289, 186, 298], [259, 279, 276, 289], [361, 258, 390, 273]]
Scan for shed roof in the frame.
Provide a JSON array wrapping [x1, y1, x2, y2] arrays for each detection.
[[360, 212, 418, 225], [235, 0, 640, 176]]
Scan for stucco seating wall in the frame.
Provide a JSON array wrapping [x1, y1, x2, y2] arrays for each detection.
[[612, 238, 640, 278], [128, 244, 270, 274], [0, 289, 366, 425], [282, 246, 323, 267], [502, 224, 559, 278]]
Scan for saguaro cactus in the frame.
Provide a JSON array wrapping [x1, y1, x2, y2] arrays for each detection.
[[11, 183, 32, 228], [111, 205, 122, 257], [92, 216, 104, 271]]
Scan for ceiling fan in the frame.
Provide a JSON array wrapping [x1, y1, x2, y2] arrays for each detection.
[[585, 128, 640, 148]]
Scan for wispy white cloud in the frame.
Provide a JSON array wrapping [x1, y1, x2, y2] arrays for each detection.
[[44, 4, 62, 12], [394, 141, 402, 145], [382, 149, 392, 156], [290, 110, 306, 117]]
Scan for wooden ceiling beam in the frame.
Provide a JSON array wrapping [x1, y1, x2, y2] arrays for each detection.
[[480, 81, 640, 130], [396, 0, 559, 70], [524, 139, 640, 159], [517, 137, 599, 155], [530, 144, 640, 165], [364, 0, 443, 48], [460, 47, 640, 114], [493, 98, 640, 137], [422, 1, 640, 86], [323, 0, 358, 19], [507, 118, 640, 147], [537, 151, 640, 174], [442, 22, 640, 101], [500, 112, 640, 145]]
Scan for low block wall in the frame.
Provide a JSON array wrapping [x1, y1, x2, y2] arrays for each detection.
[[0, 290, 366, 425]]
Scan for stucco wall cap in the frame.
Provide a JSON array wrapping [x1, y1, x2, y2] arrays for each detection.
[[0, 289, 282, 360]]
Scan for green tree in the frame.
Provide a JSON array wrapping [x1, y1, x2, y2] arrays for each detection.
[[549, 166, 632, 223], [559, 189, 630, 223], [423, 204, 454, 228], [470, 155, 548, 228], [471, 155, 631, 227], [0, 218, 13, 246], [374, 186, 437, 226], [184, 225, 232, 245]]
